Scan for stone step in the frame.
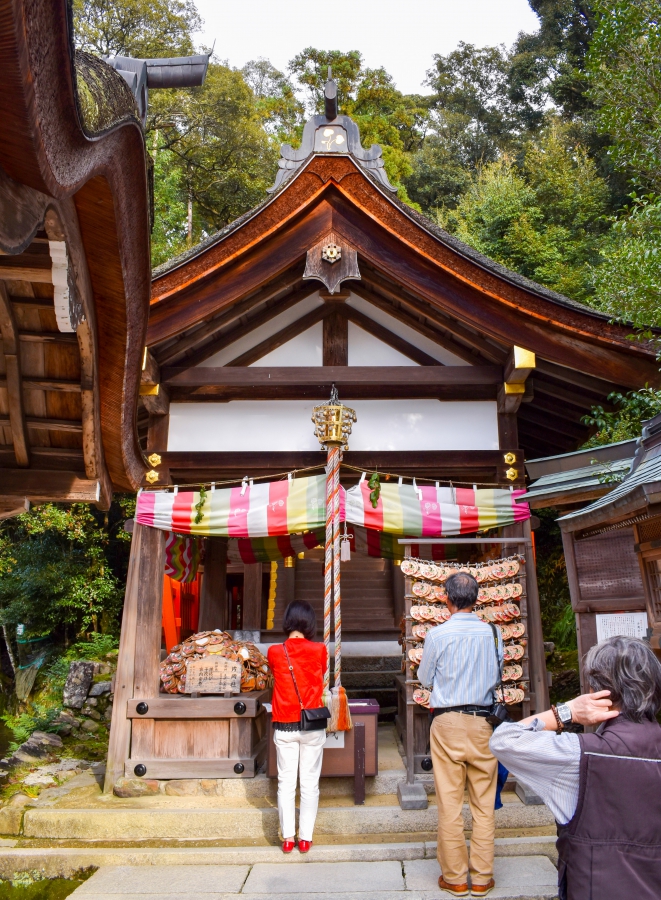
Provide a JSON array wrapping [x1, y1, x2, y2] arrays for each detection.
[[66, 857, 559, 899], [0, 837, 558, 879], [22, 798, 555, 843]]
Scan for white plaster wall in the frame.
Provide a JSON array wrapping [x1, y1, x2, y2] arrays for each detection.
[[196, 290, 472, 369], [199, 294, 323, 367], [168, 400, 499, 452], [347, 322, 417, 366], [346, 294, 470, 366]]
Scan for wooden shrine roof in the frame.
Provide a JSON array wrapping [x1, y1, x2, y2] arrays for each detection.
[[0, 0, 152, 508], [147, 101, 660, 465]]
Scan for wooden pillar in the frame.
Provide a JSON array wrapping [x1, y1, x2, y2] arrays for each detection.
[[199, 538, 228, 631], [323, 308, 348, 366], [104, 524, 166, 793], [522, 517, 550, 712], [392, 560, 405, 625], [242, 563, 263, 638]]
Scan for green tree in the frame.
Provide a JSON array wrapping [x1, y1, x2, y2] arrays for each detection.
[[441, 123, 609, 301], [509, 0, 596, 121], [591, 194, 661, 333], [425, 43, 519, 167], [587, 0, 661, 193], [242, 59, 304, 143], [0, 500, 134, 642], [150, 134, 189, 268], [147, 63, 278, 249], [73, 0, 201, 58], [582, 387, 661, 446]]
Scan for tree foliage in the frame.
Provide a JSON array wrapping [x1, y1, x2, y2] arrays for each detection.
[[0, 501, 134, 641], [73, 0, 201, 58], [587, 0, 661, 193], [439, 123, 609, 301], [148, 63, 277, 259], [582, 387, 661, 447]]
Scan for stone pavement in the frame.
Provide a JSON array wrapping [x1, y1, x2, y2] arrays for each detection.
[[69, 857, 559, 899]]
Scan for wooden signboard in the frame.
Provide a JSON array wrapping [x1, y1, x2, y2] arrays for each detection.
[[185, 657, 242, 694]]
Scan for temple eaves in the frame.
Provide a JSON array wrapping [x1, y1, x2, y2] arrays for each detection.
[[267, 69, 397, 194]]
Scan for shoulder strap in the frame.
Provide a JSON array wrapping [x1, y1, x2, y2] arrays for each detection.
[[283, 642, 304, 710], [488, 623, 504, 696]]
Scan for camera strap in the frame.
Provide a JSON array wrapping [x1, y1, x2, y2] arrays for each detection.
[[488, 623, 504, 703]]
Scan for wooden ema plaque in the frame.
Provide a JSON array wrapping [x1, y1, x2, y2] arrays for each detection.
[[185, 657, 242, 694]]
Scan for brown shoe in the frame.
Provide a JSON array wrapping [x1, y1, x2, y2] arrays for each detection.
[[438, 877, 469, 896], [471, 879, 495, 896]]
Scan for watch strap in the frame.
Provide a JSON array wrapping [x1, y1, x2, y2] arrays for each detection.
[[551, 704, 564, 732]]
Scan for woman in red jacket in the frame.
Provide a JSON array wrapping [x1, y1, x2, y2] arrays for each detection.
[[267, 600, 328, 854]]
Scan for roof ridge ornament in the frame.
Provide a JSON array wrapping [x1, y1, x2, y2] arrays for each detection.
[[267, 69, 397, 194]]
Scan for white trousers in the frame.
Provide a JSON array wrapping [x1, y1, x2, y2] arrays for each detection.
[[273, 728, 326, 841]]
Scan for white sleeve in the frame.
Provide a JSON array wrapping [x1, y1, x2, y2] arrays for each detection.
[[489, 719, 581, 824]]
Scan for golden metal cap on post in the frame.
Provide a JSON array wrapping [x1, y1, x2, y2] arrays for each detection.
[[312, 384, 357, 450]]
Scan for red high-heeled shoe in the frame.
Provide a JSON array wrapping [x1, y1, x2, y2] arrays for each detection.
[[298, 840, 312, 853], [282, 839, 296, 853]]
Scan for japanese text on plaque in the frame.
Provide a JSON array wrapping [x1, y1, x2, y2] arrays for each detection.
[[185, 657, 242, 694]]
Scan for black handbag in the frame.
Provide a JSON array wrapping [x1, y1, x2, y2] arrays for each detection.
[[486, 623, 511, 729], [283, 643, 330, 732]]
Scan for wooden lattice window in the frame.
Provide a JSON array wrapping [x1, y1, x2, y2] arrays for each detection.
[[574, 529, 644, 603], [637, 517, 661, 545]]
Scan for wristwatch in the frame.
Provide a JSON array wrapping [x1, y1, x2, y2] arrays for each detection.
[[552, 702, 573, 731]]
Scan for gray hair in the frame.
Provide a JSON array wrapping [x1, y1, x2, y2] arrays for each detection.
[[584, 636, 661, 722], [445, 572, 479, 610]]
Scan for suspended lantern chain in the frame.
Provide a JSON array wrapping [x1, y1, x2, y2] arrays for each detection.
[[312, 385, 357, 732]]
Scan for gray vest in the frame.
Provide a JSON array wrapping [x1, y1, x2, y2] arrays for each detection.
[[556, 716, 661, 900]]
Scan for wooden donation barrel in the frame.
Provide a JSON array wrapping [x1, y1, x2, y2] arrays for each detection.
[[126, 691, 270, 779]]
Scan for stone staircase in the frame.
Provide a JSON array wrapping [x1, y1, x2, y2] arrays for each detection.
[[329, 649, 402, 721]]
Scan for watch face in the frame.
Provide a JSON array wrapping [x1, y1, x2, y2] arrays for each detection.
[[557, 703, 572, 724]]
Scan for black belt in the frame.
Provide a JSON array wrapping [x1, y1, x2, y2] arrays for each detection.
[[432, 705, 491, 719]]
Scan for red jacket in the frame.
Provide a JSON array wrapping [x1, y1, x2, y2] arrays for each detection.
[[268, 639, 327, 723]]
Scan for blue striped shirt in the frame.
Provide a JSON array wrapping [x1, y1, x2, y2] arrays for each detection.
[[489, 719, 580, 824], [417, 611, 503, 708]]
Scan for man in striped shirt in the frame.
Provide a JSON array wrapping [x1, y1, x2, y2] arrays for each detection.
[[418, 572, 503, 898]]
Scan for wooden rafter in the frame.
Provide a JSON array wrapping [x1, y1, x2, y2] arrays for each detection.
[[0, 469, 99, 501], [226, 304, 328, 367], [0, 376, 81, 392], [0, 280, 29, 465], [153, 266, 306, 365], [0, 416, 83, 433], [348, 282, 485, 366], [18, 331, 77, 344], [171, 285, 320, 370], [162, 365, 502, 401], [359, 268, 507, 365]]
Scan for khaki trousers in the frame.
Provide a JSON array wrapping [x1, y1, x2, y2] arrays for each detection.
[[430, 712, 497, 886]]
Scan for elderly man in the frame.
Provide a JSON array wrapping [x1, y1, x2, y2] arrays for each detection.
[[417, 572, 503, 897], [490, 635, 661, 900]]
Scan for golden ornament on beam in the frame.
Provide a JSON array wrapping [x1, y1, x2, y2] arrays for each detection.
[[505, 467, 519, 482], [312, 384, 357, 450], [145, 470, 159, 484], [503, 452, 516, 465], [147, 453, 162, 467]]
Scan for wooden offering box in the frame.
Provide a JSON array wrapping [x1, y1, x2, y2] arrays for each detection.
[[126, 690, 270, 780], [267, 700, 379, 778]]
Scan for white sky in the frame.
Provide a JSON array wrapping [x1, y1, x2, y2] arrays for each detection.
[[193, 0, 540, 96]]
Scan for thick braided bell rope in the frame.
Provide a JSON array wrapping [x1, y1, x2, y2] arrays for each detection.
[[332, 447, 342, 687], [323, 449, 334, 689]]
